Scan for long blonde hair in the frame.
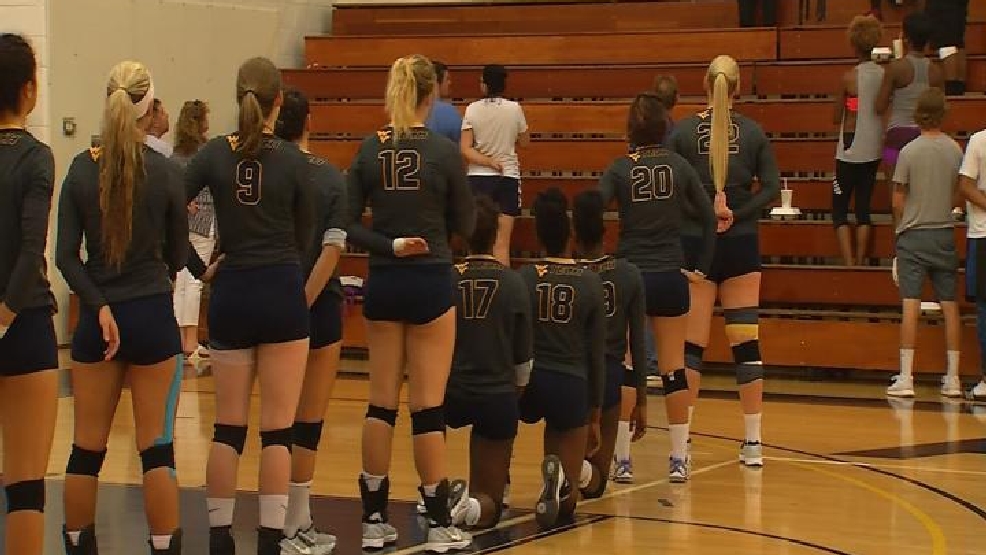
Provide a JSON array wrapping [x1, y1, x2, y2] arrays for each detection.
[[100, 61, 152, 270], [706, 55, 740, 193], [384, 55, 436, 141], [236, 57, 281, 159]]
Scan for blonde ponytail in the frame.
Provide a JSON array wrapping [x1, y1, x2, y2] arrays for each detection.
[[384, 55, 436, 142], [706, 55, 740, 193], [100, 61, 151, 270], [235, 57, 282, 159]]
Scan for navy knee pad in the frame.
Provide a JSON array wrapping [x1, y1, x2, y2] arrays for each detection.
[[411, 405, 445, 436], [260, 427, 293, 450], [366, 405, 398, 427], [140, 442, 175, 474], [292, 420, 324, 451], [66, 445, 107, 477], [661, 368, 689, 395], [685, 342, 705, 372], [212, 424, 248, 455], [5, 479, 45, 513]]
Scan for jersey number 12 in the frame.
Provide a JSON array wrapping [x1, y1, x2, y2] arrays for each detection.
[[379, 150, 421, 191]]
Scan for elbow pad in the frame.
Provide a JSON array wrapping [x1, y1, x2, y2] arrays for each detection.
[[514, 359, 533, 387], [322, 228, 347, 249]]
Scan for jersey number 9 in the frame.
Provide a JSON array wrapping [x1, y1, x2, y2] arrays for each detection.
[[602, 281, 617, 318], [235, 160, 263, 205], [379, 150, 421, 191], [458, 279, 499, 319], [630, 165, 674, 202], [536, 283, 575, 324]]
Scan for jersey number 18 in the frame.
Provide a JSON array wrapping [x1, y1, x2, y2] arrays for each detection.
[[536, 283, 575, 324]]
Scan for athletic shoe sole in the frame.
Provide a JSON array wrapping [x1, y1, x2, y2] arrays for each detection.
[[535, 455, 562, 529], [424, 539, 471, 553], [448, 479, 469, 526], [886, 389, 915, 398], [361, 531, 398, 549]]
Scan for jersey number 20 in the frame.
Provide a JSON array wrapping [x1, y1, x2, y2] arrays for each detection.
[[458, 279, 499, 319], [379, 150, 421, 191], [602, 281, 617, 317], [630, 165, 673, 202], [536, 283, 575, 324], [235, 160, 263, 205]]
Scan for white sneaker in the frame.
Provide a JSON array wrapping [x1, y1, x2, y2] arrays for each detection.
[[535, 455, 564, 528], [612, 459, 633, 484], [669, 457, 689, 483], [886, 375, 915, 398], [969, 379, 986, 400], [448, 480, 470, 526], [416, 497, 428, 514], [361, 515, 398, 549], [739, 441, 764, 468], [281, 531, 334, 555], [501, 482, 510, 507], [941, 376, 962, 398], [424, 525, 471, 553]]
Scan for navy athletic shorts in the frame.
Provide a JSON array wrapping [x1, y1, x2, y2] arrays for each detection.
[[446, 391, 519, 441], [519, 368, 588, 432], [966, 237, 986, 302], [603, 356, 626, 410], [642, 270, 690, 317], [209, 264, 309, 350], [363, 264, 454, 325], [469, 175, 521, 217], [310, 289, 343, 350], [0, 306, 58, 376], [73, 294, 181, 365], [682, 233, 761, 284]]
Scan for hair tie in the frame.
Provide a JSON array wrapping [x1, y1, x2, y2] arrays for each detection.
[[243, 89, 256, 96]]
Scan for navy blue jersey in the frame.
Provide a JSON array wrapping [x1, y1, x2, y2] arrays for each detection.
[[0, 130, 54, 312], [57, 147, 188, 308], [304, 152, 347, 297]]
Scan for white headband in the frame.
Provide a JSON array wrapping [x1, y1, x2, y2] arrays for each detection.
[[132, 80, 155, 120]]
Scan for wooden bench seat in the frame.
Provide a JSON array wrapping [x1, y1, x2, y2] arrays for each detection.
[[780, 22, 986, 60], [304, 29, 778, 67]]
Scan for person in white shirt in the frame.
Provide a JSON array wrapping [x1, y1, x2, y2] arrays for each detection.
[[957, 128, 986, 399], [460, 65, 529, 265], [143, 99, 172, 157]]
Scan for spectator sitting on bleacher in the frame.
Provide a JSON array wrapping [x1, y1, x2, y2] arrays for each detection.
[[425, 61, 462, 144], [956, 125, 986, 399], [887, 88, 963, 399], [737, 0, 776, 28], [832, 15, 885, 266]]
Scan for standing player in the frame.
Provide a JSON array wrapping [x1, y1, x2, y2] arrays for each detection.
[[571, 190, 649, 493], [832, 15, 885, 266], [887, 89, 963, 398], [275, 90, 347, 553], [57, 61, 187, 555], [958, 126, 986, 399], [669, 55, 781, 469], [518, 188, 606, 529], [186, 58, 316, 555], [446, 196, 533, 530], [0, 33, 59, 555], [461, 64, 529, 265], [602, 93, 717, 482], [347, 54, 475, 552]]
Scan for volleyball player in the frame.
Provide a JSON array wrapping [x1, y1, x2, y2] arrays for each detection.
[[446, 195, 533, 530], [185, 58, 316, 555], [669, 55, 781, 469], [274, 89, 346, 553], [347, 54, 475, 552], [519, 188, 606, 528], [0, 33, 59, 555], [461, 64, 529, 266], [833, 16, 885, 266], [571, 190, 649, 492], [57, 61, 187, 555], [601, 93, 716, 482]]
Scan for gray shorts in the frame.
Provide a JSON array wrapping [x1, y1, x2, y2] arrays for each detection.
[[896, 228, 958, 301]]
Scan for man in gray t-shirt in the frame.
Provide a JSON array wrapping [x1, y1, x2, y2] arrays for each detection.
[[888, 88, 964, 399]]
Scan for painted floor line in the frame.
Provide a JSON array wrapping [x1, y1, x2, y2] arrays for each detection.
[[766, 456, 986, 476]]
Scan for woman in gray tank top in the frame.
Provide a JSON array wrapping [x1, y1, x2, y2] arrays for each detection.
[[833, 15, 885, 266]]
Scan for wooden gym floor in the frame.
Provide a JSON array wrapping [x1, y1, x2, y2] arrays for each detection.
[[2, 360, 985, 554]]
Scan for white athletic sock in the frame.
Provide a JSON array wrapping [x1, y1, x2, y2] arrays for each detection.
[[688, 406, 695, 426], [421, 482, 439, 497], [67, 531, 81, 546], [579, 460, 593, 489], [285, 480, 313, 537], [946, 350, 960, 380], [151, 535, 173, 550], [744, 413, 762, 444], [669, 424, 689, 460], [465, 497, 482, 526], [259, 494, 289, 531], [361, 472, 385, 492], [615, 421, 631, 462], [207, 497, 235, 528], [899, 349, 915, 380]]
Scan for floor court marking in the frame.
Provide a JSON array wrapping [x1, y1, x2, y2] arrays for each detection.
[[791, 462, 947, 555], [766, 456, 986, 477], [386, 459, 738, 555]]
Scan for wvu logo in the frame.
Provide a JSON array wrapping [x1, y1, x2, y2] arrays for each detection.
[[628, 152, 641, 163], [226, 135, 240, 151], [535, 265, 548, 278], [376, 129, 393, 144], [88, 147, 103, 162], [455, 262, 469, 275]]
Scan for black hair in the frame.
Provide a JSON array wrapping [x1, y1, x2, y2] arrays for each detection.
[[0, 34, 36, 117], [275, 89, 309, 143], [627, 92, 668, 148], [433, 61, 449, 85], [469, 195, 500, 254], [903, 12, 932, 50], [533, 188, 570, 257], [573, 190, 605, 251], [482, 64, 508, 97]]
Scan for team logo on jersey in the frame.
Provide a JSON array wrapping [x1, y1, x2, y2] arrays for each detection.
[[376, 129, 393, 144], [628, 152, 641, 163], [88, 147, 103, 161], [535, 265, 548, 278], [455, 262, 469, 275], [226, 135, 241, 151]]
